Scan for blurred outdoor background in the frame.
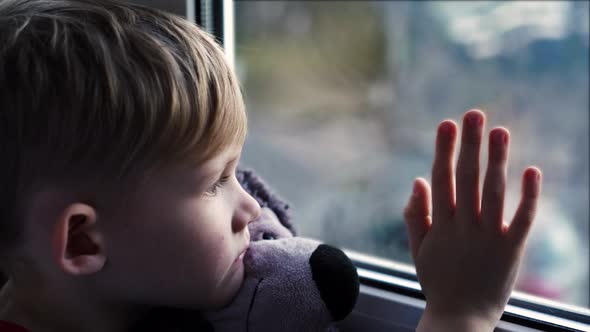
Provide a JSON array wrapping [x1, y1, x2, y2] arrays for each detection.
[[234, 1, 589, 308]]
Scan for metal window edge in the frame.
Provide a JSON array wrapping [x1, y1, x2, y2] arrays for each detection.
[[351, 257, 590, 331], [354, 283, 544, 332], [346, 249, 590, 318]]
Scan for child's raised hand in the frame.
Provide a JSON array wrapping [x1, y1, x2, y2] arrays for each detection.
[[403, 110, 542, 331]]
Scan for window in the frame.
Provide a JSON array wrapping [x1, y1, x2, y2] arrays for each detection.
[[188, 0, 590, 329], [229, 0, 589, 311]]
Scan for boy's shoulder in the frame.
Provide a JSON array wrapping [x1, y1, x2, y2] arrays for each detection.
[[0, 320, 30, 332], [0, 282, 29, 332], [0, 281, 10, 315]]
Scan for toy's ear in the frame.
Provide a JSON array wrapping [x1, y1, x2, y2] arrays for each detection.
[[237, 168, 296, 236], [249, 207, 293, 241]]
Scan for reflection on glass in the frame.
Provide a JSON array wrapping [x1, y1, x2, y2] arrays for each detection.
[[235, 1, 589, 308]]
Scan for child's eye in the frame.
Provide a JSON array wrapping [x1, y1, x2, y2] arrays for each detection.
[[206, 175, 230, 195]]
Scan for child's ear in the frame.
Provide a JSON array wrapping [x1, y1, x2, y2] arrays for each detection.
[[51, 203, 106, 276]]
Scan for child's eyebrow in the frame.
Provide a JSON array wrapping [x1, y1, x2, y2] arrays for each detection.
[[199, 154, 241, 182], [227, 155, 240, 167]]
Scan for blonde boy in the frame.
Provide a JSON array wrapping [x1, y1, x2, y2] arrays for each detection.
[[0, 0, 541, 331], [0, 0, 260, 330]]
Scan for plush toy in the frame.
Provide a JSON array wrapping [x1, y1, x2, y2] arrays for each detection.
[[130, 168, 360, 332]]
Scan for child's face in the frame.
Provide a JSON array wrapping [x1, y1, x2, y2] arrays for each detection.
[[100, 143, 261, 310]]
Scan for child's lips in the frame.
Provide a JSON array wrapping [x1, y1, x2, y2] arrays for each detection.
[[235, 245, 249, 262]]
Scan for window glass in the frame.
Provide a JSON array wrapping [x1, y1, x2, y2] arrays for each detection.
[[235, 0, 589, 308]]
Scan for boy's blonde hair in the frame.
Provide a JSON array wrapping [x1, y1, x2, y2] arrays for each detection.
[[0, 0, 246, 256]]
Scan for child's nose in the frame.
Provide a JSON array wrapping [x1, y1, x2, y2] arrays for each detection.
[[244, 191, 261, 224], [233, 188, 261, 232], [248, 196, 262, 224]]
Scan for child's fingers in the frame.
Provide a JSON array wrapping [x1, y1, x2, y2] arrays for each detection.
[[508, 167, 542, 247], [403, 178, 432, 263], [481, 128, 509, 232], [455, 110, 485, 223], [431, 120, 457, 224]]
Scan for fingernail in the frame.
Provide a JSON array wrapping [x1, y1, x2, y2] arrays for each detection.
[[440, 121, 452, 134], [468, 113, 482, 127], [527, 169, 539, 183], [413, 181, 420, 196], [493, 130, 506, 145]]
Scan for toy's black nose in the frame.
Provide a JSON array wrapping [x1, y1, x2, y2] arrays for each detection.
[[309, 244, 359, 321]]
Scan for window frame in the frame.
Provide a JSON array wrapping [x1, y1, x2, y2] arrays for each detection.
[[195, 0, 590, 330]]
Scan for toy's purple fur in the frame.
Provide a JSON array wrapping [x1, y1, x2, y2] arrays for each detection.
[[203, 207, 357, 332]]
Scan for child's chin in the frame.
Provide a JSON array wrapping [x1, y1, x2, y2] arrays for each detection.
[[214, 263, 246, 309]]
